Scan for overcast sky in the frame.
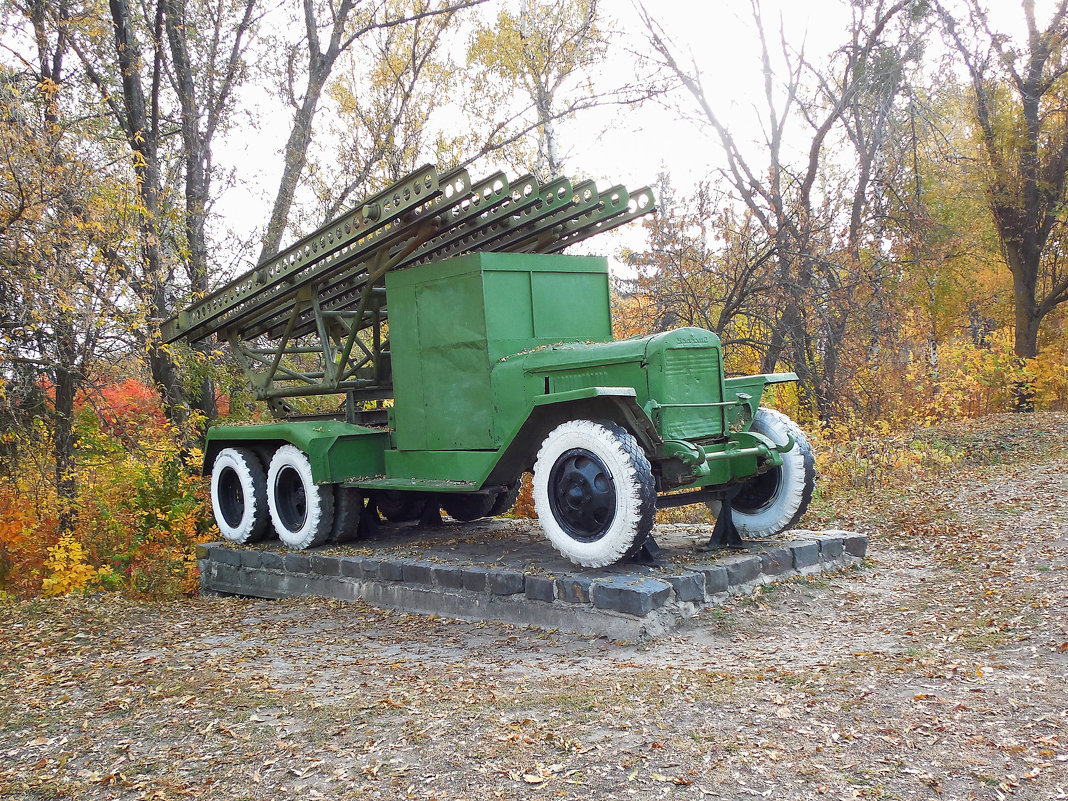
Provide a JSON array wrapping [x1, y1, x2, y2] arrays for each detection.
[[214, 1, 854, 259], [212, 0, 1048, 267]]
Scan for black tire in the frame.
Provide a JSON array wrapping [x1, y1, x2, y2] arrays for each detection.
[[210, 447, 271, 544], [441, 492, 496, 522], [488, 479, 522, 517], [330, 486, 364, 543], [532, 420, 656, 567], [375, 490, 428, 523], [710, 408, 815, 538], [267, 444, 335, 549]]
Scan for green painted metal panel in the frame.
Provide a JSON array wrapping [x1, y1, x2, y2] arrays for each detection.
[[382, 449, 498, 485], [388, 256, 494, 450], [205, 421, 388, 484], [387, 252, 617, 453], [418, 270, 494, 450], [644, 328, 727, 440], [482, 269, 534, 362], [531, 271, 612, 341], [518, 335, 651, 372]]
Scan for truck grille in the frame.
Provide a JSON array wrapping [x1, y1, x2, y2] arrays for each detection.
[[663, 348, 721, 403], [658, 347, 724, 439]]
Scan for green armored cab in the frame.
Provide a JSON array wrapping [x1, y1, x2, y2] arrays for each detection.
[[165, 166, 815, 567]]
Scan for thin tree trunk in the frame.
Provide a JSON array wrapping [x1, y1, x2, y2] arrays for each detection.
[[109, 0, 189, 427], [258, 87, 324, 262], [53, 283, 78, 535]]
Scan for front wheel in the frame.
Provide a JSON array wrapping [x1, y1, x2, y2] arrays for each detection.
[[267, 445, 335, 549], [709, 408, 815, 538], [533, 420, 656, 568]]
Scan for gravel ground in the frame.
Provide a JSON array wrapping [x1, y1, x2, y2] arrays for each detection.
[[2, 415, 1066, 800]]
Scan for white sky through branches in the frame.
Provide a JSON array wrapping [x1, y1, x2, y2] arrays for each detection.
[[212, 0, 1055, 271]]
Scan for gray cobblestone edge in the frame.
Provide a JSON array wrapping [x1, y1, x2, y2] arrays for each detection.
[[198, 532, 867, 637]]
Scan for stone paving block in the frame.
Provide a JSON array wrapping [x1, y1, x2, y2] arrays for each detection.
[[788, 541, 820, 571], [259, 551, 284, 571], [214, 547, 242, 567], [239, 550, 264, 569], [359, 558, 381, 580], [378, 560, 405, 581], [282, 553, 310, 574], [667, 572, 705, 602], [431, 564, 465, 590], [195, 544, 210, 560], [759, 547, 793, 577], [694, 565, 729, 595], [310, 554, 341, 576], [402, 561, 435, 586], [461, 567, 491, 592], [843, 534, 868, 557], [591, 577, 673, 615], [488, 570, 525, 596], [525, 575, 556, 603], [817, 536, 844, 561], [338, 557, 363, 579], [720, 555, 762, 587], [557, 575, 593, 604]]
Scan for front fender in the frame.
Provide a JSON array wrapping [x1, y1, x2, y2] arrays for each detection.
[[483, 387, 662, 486]]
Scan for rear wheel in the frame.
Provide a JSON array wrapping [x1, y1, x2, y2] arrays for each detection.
[[533, 420, 656, 568], [210, 447, 270, 544], [488, 479, 522, 517], [441, 492, 496, 522], [709, 408, 815, 538], [267, 445, 335, 549], [375, 490, 428, 523], [330, 486, 364, 543]]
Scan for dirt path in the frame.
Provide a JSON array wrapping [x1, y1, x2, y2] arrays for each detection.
[[2, 423, 1066, 800]]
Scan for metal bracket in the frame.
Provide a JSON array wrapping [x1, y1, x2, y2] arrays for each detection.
[[701, 484, 748, 551], [630, 534, 663, 565]]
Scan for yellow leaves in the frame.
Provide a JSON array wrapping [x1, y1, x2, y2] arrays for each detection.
[[37, 78, 60, 98], [40, 535, 115, 597]]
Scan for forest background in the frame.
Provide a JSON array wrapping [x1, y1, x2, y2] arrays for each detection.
[[0, 0, 1065, 599]]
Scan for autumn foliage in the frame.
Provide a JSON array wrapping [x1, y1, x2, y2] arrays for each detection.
[[0, 377, 213, 599]]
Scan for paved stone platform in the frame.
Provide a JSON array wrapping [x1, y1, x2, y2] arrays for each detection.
[[197, 520, 867, 638]]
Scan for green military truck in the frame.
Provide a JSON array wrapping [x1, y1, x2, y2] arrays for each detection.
[[164, 166, 814, 568]]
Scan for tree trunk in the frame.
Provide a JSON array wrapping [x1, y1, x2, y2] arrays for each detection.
[[109, 0, 189, 428], [53, 287, 78, 536], [1006, 244, 1042, 359], [258, 88, 323, 262], [164, 0, 219, 421]]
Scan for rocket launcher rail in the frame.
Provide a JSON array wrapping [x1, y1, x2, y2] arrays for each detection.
[[162, 166, 654, 417]]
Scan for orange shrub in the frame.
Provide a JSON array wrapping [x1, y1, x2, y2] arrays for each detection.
[[0, 485, 57, 597]]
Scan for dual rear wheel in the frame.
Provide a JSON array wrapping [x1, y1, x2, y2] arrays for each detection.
[[210, 445, 355, 549]]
